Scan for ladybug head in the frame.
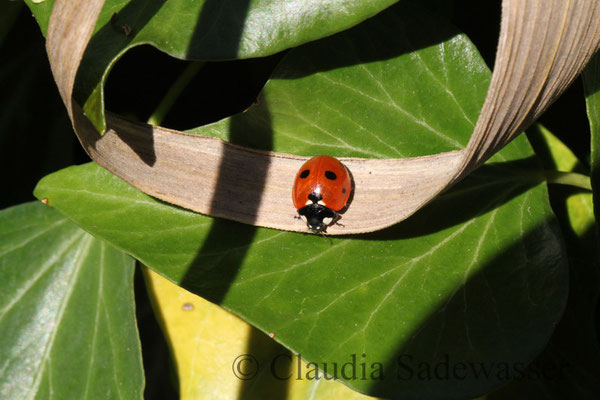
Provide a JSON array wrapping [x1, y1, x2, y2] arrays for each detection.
[[297, 203, 337, 233]]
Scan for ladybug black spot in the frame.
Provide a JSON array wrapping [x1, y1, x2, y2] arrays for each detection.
[[300, 169, 310, 178], [342, 188, 346, 194], [325, 171, 337, 180]]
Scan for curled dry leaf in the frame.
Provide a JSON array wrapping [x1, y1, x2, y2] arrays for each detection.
[[46, 0, 600, 234]]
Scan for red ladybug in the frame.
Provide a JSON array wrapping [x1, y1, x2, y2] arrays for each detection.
[[292, 155, 352, 232]]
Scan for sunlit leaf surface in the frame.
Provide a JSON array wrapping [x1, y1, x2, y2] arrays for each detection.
[[27, 0, 402, 133], [145, 267, 384, 399], [0, 202, 143, 400], [33, 2, 568, 398]]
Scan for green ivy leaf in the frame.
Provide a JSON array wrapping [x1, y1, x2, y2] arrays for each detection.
[[486, 125, 600, 398], [0, 202, 144, 399], [196, 3, 489, 158], [34, 159, 568, 399], [33, 3, 569, 398], [26, 0, 404, 134], [526, 124, 594, 236]]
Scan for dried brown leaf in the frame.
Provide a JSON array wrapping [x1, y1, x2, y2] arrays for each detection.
[[46, 0, 600, 234]]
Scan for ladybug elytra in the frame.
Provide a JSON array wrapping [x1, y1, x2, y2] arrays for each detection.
[[292, 155, 352, 232]]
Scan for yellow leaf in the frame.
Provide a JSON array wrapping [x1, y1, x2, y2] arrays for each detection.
[[144, 268, 382, 400]]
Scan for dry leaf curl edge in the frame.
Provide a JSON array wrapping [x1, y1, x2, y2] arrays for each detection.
[[45, 0, 600, 235]]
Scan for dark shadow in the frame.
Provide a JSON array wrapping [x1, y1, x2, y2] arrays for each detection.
[[237, 329, 292, 400], [525, 124, 589, 174], [75, 0, 169, 107], [451, 0, 501, 68], [179, 100, 273, 302], [356, 156, 546, 242], [367, 217, 570, 399], [179, 99, 286, 398], [582, 54, 600, 231], [186, 0, 252, 59], [110, 112, 157, 166], [583, 53, 600, 96], [0, 6, 86, 209], [485, 227, 600, 398], [181, 10, 271, 390], [72, 108, 157, 166], [73, 0, 170, 165], [134, 264, 178, 400], [157, 7, 279, 398], [103, 49, 281, 165], [163, 54, 284, 130], [543, 179, 593, 241]]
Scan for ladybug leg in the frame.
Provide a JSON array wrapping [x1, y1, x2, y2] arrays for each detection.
[[330, 212, 344, 227]]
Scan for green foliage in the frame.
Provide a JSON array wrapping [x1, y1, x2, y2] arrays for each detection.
[[29, 0, 401, 133], [2, 0, 598, 399], [0, 203, 143, 399], [194, 3, 489, 157]]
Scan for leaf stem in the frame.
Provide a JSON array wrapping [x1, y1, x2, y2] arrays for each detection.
[[543, 170, 592, 190], [147, 61, 205, 126]]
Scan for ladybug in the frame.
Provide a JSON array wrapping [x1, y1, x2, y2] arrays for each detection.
[[292, 155, 352, 232]]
